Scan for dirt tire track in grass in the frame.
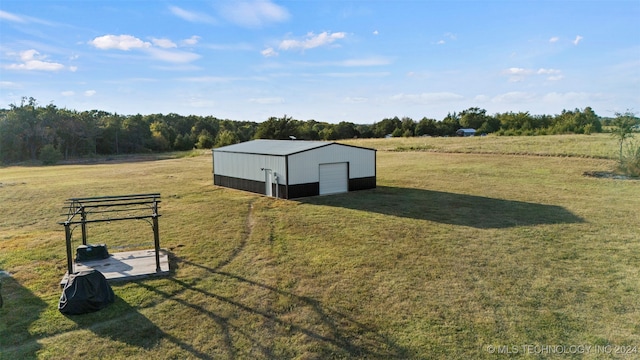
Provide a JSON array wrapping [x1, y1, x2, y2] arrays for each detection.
[[213, 198, 257, 271]]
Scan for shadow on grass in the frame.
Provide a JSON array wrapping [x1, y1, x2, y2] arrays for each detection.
[[0, 273, 47, 359], [136, 257, 409, 359], [63, 284, 214, 359], [301, 186, 584, 229]]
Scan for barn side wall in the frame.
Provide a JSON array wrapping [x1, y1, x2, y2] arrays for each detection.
[[213, 151, 287, 183]]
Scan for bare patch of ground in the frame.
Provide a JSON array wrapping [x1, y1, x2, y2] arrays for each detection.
[[583, 171, 639, 180]]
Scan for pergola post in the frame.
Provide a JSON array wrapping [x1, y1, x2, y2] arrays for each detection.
[[80, 206, 87, 245], [64, 222, 73, 276], [153, 198, 161, 272]]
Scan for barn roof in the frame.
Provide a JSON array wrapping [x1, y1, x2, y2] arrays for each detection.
[[214, 139, 336, 156]]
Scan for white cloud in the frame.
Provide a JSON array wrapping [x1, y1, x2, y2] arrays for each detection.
[[146, 48, 200, 63], [69, 66, 78, 72], [279, 32, 346, 51], [373, 30, 379, 35], [261, 47, 278, 57], [61, 91, 75, 97], [537, 68, 561, 75], [181, 36, 201, 46], [152, 38, 177, 49], [502, 67, 533, 82], [436, 32, 456, 44], [288, 57, 391, 68], [4, 50, 66, 71], [0, 10, 26, 23], [205, 42, 253, 51], [19, 49, 38, 61], [390, 92, 464, 104], [169, 6, 216, 23], [537, 68, 563, 81], [90, 34, 199, 63], [502, 67, 563, 82], [90, 35, 151, 50], [444, 32, 457, 40], [549, 36, 560, 43], [218, 0, 289, 28], [248, 97, 285, 104], [542, 91, 607, 103], [474, 94, 490, 102], [0, 10, 52, 25], [84, 90, 96, 97], [573, 35, 583, 45], [342, 97, 368, 103], [504, 67, 532, 75], [0, 81, 20, 89]]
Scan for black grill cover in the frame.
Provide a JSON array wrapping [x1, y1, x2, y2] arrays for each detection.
[[59, 270, 114, 315]]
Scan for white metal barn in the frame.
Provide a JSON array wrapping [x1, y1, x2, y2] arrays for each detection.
[[213, 139, 376, 199]]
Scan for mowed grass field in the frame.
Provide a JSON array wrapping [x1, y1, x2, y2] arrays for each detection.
[[1, 134, 639, 359]]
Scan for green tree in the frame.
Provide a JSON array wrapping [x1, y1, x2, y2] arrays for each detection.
[[214, 129, 239, 147], [196, 129, 215, 149], [39, 144, 63, 165], [459, 107, 488, 130], [400, 117, 416, 137], [415, 117, 437, 136], [9, 97, 41, 160], [372, 117, 401, 138], [173, 133, 193, 150], [97, 114, 123, 155], [334, 121, 359, 139], [254, 115, 298, 139], [437, 112, 460, 136], [611, 110, 638, 162], [122, 114, 152, 152]]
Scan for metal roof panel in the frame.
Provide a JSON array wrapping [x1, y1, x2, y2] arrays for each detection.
[[214, 139, 333, 156]]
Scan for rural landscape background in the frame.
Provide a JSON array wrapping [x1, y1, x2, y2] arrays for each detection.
[[0, 96, 623, 165], [1, 123, 639, 358]]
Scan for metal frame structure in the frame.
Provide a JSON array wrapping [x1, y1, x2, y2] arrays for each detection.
[[59, 193, 161, 276]]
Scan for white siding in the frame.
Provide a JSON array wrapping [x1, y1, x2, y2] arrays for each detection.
[[213, 152, 287, 183], [287, 144, 375, 185]]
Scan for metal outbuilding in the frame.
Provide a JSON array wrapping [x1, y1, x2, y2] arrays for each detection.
[[212, 139, 376, 199]]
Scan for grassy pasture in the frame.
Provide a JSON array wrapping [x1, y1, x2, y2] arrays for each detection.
[[1, 134, 639, 359]]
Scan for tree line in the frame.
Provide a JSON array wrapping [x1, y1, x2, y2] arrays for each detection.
[[0, 96, 626, 164]]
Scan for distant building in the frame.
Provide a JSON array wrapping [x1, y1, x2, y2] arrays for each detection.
[[456, 128, 476, 137]]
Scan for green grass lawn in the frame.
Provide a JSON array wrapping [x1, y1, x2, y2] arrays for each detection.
[[1, 135, 639, 359]]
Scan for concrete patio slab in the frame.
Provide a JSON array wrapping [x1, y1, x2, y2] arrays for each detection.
[[60, 249, 170, 286]]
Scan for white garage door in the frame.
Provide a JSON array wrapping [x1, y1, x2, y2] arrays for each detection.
[[319, 162, 348, 195]]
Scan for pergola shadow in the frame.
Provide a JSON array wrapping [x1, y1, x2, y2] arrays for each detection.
[[0, 272, 48, 358], [300, 186, 584, 229]]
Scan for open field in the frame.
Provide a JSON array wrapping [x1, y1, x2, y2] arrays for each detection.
[[343, 133, 623, 159], [1, 135, 639, 359]]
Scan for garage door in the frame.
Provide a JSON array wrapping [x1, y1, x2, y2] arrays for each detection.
[[319, 162, 348, 195]]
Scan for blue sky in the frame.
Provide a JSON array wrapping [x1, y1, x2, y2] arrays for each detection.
[[1, 1, 638, 123]]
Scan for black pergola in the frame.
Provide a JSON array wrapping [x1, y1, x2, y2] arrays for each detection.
[[59, 193, 162, 276]]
